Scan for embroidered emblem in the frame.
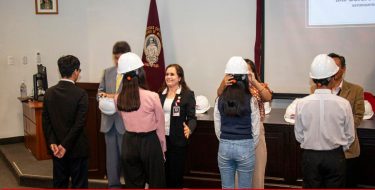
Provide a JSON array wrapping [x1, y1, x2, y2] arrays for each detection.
[[144, 27, 162, 68]]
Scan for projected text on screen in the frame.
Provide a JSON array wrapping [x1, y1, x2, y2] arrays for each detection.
[[308, 0, 375, 26]]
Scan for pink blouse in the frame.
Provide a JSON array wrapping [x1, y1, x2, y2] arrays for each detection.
[[115, 88, 166, 153]]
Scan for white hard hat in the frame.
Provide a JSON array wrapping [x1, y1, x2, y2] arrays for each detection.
[[310, 54, 339, 79], [364, 100, 374, 120], [195, 95, 210, 114], [264, 102, 271, 115], [117, 52, 144, 74], [224, 56, 249, 74], [99, 97, 116, 115], [284, 98, 299, 124]]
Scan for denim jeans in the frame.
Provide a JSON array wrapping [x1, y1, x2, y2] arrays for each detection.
[[218, 138, 255, 189]]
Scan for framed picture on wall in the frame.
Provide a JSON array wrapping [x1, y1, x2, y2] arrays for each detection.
[[35, 0, 58, 14]]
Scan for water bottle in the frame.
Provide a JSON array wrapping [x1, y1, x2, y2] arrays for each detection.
[[20, 81, 27, 98]]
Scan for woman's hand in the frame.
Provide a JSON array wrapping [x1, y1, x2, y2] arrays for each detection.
[[183, 122, 190, 139], [248, 71, 259, 86], [223, 74, 234, 86]]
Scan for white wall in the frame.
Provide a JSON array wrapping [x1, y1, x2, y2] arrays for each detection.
[[264, 0, 375, 94], [0, 0, 257, 138], [87, 0, 256, 102], [0, 0, 90, 138]]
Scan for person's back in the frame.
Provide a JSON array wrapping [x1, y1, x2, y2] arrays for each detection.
[[42, 55, 89, 188], [295, 90, 354, 151], [118, 88, 163, 134], [294, 54, 355, 188], [115, 52, 166, 188], [44, 81, 89, 157], [214, 56, 260, 189], [218, 93, 253, 140], [45, 82, 86, 125]]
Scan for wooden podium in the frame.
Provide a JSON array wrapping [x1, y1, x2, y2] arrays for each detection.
[[19, 83, 106, 179], [18, 83, 106, 179], [21, 100, 51, 160]]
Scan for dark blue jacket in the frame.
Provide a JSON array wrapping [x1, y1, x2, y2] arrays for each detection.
[[218, 94, 252, 140]]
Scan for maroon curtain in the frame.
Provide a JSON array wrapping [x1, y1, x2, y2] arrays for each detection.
[[254, 0, 264, 80], [142, 0, 166, 92]]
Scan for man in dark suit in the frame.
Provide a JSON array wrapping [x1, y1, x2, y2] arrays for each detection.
[[42, 55, 89, 188]]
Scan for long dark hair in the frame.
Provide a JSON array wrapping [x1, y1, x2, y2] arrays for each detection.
[[158, 64, 190, 93], [220, 75, 251, 116], [117, 67, 148, 112], [244, 58, 261, 82]]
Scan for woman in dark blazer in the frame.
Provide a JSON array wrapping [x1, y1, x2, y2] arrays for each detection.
[[158, 64, 197, 188]]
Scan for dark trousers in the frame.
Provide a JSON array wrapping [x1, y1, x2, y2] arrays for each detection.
[[165, 137, 187, 188], [52, 156, 88, 188], [346, 157, 359, 188], [122, 131, 165, 188], [302, 147, 346, 188]]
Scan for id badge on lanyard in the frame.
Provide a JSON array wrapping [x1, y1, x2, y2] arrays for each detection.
[[173, 106, 180, 117], [173, 96, 181, 117]]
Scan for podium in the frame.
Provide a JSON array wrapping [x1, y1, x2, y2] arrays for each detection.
[[18, 82, 110, 178], [21, 100, 51, 160]]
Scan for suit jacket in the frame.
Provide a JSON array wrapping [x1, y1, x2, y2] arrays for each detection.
[[340, 80, 364, 158], [98, 66, 125, 134], [42, 80, 89, 158], [159, 88, 197, 147]]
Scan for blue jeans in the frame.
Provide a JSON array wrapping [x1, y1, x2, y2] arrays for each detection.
[[218, 139, 255, 188]]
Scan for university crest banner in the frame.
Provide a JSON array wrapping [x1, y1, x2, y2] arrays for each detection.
[[142, 0, 165, 92]]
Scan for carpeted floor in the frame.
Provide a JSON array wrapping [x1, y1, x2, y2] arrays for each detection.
[[0, 153, 22, 188], [0, 143, 107, 188]]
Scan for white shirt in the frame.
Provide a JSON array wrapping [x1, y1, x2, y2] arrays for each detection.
[[332, 80, 343, 95], [60, 78, 75, 84], [213, 96, 260, 146], [163, 98, 173, 136], [161, 86, 182, 136], [294, 89, 355, 151]]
